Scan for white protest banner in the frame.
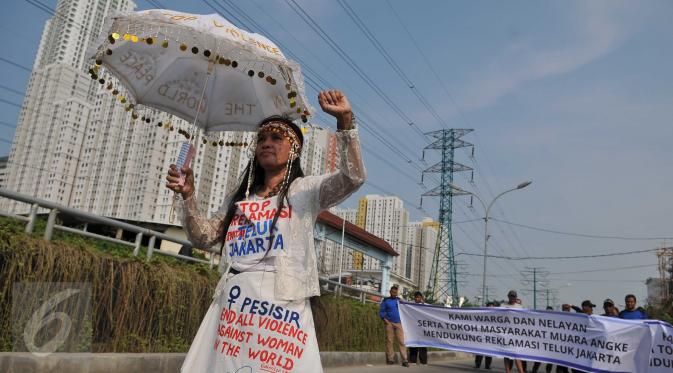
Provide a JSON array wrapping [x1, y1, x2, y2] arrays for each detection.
[[648, 321, 673, 372], [399, 302, 652, 373]]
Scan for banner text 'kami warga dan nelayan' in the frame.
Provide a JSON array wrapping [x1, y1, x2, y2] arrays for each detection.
[[400, 302, 673, 373]]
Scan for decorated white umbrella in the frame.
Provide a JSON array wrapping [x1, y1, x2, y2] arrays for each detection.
[[88, 9, 312, 133], [87, 9, 313, 220]]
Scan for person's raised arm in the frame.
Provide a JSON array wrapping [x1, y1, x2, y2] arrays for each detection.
[[314, 90, 366, 211]]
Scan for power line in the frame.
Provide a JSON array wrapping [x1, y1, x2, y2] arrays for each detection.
[[456, 247, 659, 260], [205, 0, 442, 214], [384, 0, 471, 130], [336, 0, 448, 130], [491, 217, 673, 241], [0, 56, 93, 99], [206, 0, 436, 188], [283, 0, 429, 140], [0, 83, 26, 97], [0, 57, 31, 73], [548, 263, 657, 275]]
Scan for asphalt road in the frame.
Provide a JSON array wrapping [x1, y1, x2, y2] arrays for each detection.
[[325, 358, 520, 372]]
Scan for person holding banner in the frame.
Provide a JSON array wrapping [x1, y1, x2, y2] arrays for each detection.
[[408, 291, 428, 366], [565, 300, 595, 315], [601, 299, 619, 317], [531, 307, 555, 373], [167, 90, 365, 372], [501, 290, 526, 373], [475, 301, 497, 369], [379, 285, 409, 367]]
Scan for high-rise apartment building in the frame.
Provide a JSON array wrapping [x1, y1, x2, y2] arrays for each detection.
[[4, 0, 136, 212], [358, 195, 408, 273], [300, 126, 329, 177], [406, 219, 438, 297], [0, 156, 8, 188]]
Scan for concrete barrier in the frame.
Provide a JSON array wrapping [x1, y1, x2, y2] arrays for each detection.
[[319, 350, 470, 367], [0, 351, 471, 372]]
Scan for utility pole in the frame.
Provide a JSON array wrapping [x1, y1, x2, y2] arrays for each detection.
[[521, 267, 549, 309], [657, 247, 673, 304], [534, 268, 537, 309], [421, 129, 473, 306]]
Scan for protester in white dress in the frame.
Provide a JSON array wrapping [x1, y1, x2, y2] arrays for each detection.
[[166, 90, 365, 372]]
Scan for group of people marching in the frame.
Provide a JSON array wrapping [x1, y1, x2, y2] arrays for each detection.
[[379, 286, 649, 371]]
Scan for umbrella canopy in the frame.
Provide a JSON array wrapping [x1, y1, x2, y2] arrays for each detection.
[[88, 9, 312, 133]]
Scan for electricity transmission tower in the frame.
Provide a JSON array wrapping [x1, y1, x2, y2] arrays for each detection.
[[421, 129, 473, 305]]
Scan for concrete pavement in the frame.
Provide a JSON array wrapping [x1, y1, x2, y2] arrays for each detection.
[[0, 351, 472, 372], [3, 352, 536, 372], [326, 358, 512, 372]]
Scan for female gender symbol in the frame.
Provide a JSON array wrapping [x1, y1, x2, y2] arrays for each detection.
[[227, 286, 241, 309]]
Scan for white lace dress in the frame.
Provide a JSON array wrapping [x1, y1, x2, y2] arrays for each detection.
[[179, 129, 365, 373]]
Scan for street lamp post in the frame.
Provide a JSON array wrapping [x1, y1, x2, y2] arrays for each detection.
[[337, 218, 346, 296], [450, 181, 532, 306]]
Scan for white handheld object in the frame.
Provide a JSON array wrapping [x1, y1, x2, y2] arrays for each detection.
[[176, 141, 195, 186]]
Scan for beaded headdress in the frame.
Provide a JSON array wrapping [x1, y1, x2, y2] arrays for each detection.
[[245, 120, 303, 199], [259, 121, 302, 150]]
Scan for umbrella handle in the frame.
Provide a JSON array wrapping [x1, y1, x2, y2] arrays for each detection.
[[171, 60, 214, 224], [169, 194, 179, 224]]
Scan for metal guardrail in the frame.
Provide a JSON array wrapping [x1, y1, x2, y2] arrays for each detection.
[[0, 188, 213, 266], [319, 277, 383, 304]]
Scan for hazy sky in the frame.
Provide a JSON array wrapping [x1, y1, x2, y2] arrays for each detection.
[[2, 0, 672, 308]]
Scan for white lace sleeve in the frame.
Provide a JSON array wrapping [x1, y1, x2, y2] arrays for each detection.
[[178, 194, 230, 251], [317, 128, 366, 211]]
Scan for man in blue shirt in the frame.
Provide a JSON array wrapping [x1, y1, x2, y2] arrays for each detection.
[[619, 294, 649, 320], [379, 285, 408, 367]]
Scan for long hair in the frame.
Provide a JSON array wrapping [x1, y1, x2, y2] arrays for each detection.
[[219, 116, 304, 257], [218, 116, 325, 327]]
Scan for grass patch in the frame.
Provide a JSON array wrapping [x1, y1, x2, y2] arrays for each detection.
[[314, 295, 386, 351]]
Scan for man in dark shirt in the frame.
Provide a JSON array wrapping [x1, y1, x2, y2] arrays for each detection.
[[408, 291, 428, 366], [475, 301, 497, 369], [565, 300, 595, 315], [563, 301, 595, 373], [601, 299, 619, 317], [379, 285, 408, 367]]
